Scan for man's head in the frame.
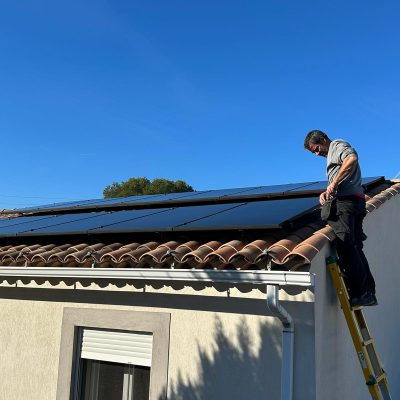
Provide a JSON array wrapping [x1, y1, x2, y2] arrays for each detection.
[[304, 130, 331, 157]]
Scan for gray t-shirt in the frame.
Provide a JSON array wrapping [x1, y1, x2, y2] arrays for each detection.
[[326, 139, 363, 196]]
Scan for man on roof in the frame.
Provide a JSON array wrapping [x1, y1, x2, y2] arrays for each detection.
[[304, 130, 377, 308]]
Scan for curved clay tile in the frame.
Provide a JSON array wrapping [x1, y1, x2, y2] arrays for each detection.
[[387, 187, 400, 196], [297, 233, 327, 251], [204, 240, 244, 269], [388, 184, 399, 192], [48, 243, 89, 264], [139, 241, 181, 265], [283, 234, 328, 264], [172, 241, 200, 263], [376, 191, 394, 201], [20, 244, 42, 252], [17, 244, 57, 263], [181, 241, 222, 267], [100, 243, 140, 263], [287, 244, 319, 264], [0, 245, 13, 252], [2, 244, 41, 265], [120, 242, 159, 263], [266, 234, 302, 262], [90, 243, 123, 263], [31, 244, 72, 264], [314, 226, 336, 242], [259, 246, 290, 264], [65, 243, 105, 264], [229, 239, 271, 268], [367, 198, 383, 210], [0, 245, 28, 262]]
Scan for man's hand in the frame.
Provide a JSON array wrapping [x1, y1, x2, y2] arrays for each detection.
[[326, 182, 337, 197], [319, 191, 329, 205]]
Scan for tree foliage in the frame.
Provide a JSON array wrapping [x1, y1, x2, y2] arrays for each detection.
[[103, 177, 194, 198]]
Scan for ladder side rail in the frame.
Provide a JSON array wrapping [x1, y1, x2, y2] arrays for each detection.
[[326, 257, 392, 400]]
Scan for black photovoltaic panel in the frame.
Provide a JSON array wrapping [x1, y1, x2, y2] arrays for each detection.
[[0, 212, 110, 235], [0, 214, 59, 229], [361, 176, 385, 187], [174, 197, 320, 231], [7, 195, 153, 212], [4, 177, 384, 215], [295, 176, 384, 192], [0, 197, 320, 237]]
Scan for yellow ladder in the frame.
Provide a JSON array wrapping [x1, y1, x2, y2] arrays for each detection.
[[326, 256, 392, 400]]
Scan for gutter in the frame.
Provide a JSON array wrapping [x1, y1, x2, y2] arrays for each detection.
[[0, 267, 314, 286]]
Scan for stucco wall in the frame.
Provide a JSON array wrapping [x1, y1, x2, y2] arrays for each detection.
[[0, 281, 315, 400], [313, 194, 400, 400]]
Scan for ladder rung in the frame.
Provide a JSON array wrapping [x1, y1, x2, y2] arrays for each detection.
[[366, 372, 386, 386], [362, 339, 374, 346], [376, 372, 387, 383]]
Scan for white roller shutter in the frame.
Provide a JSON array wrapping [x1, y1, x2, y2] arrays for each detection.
[[81, 329, 153, 367]]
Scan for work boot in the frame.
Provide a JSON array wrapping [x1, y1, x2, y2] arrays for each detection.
[[350, 292, 378, 308]]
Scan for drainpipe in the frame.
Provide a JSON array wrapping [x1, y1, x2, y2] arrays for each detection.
[[266, 284, 294, 400]]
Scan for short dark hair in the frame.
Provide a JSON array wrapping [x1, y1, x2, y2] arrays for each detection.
[[304, 130, 330, 150]]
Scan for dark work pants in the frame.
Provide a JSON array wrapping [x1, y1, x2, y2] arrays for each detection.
[[327, 196, 376, 298]]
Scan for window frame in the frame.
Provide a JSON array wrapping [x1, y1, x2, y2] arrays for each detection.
[[56, 308, 170, 400]]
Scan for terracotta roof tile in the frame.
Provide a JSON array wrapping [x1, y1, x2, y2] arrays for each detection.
[[140, 241, 181, 265], [99, 243, 140, 263], [0, 181, 398, 271], [181, 241, 222, 266], [172, 241, 200, 263]]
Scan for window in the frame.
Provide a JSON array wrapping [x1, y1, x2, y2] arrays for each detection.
[[56, 308, 170, 400], [80, 360, 150, 400], [75, 328, 152, 400]]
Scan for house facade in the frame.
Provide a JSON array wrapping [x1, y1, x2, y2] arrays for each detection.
[[0, 178, 399, 400]]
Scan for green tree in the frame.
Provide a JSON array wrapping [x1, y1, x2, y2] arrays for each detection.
[[103, 177, 194, 198]]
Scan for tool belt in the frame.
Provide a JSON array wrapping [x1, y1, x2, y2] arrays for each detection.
[[321, 197, 337, 221]]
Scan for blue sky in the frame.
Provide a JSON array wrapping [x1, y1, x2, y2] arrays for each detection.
[[1, 1, 399, 208]]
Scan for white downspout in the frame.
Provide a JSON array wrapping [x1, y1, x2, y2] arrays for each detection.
[[266, 284, 294, 400]]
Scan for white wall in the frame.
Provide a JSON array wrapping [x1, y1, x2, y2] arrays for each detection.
[[0, 282, 315, 400], [313, 194, 400, 400]]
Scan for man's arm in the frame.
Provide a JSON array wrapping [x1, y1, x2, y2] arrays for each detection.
[[326, 154, 358, 197]]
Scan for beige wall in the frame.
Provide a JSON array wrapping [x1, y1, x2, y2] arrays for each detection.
[[0, 281, 315, 400], [313, 194, 400, 400]]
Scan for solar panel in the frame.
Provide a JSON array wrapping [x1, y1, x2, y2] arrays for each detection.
[[173, 197, 320, 231], [361, 176, 385, 187], [0, 212, 110, 235], [294, 176, 384, 192], [0, 196, 320, 237], [0, 214, 59, 229]]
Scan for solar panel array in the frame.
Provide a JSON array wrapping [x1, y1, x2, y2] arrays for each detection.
[[0, 197, 320, 237], [0, 177, 383, 237], [5, 177, 384, 214]]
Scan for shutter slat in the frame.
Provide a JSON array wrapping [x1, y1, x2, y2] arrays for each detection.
[[83, 346, 152, 356], [81, 329, 153, 367]]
